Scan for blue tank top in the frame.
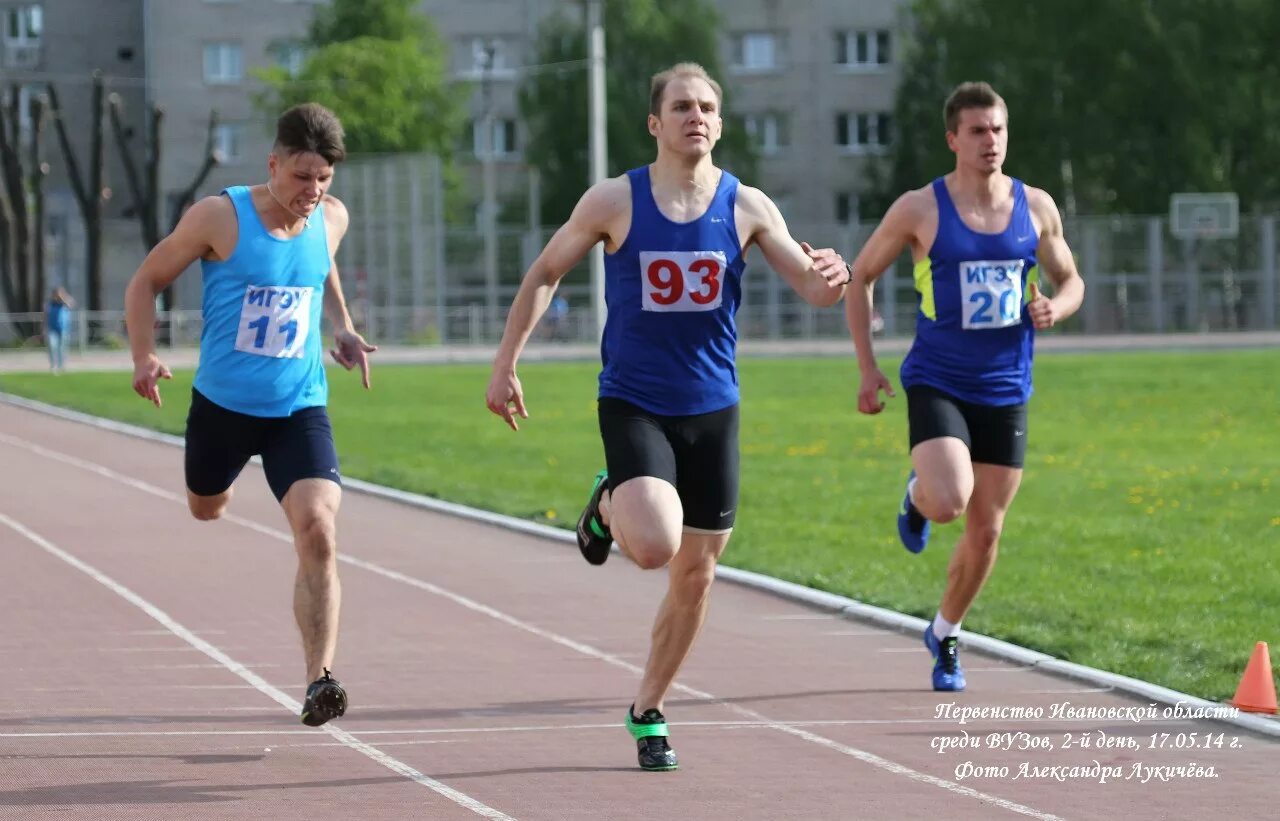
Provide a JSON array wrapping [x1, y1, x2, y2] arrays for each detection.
[[900, 177, 1040, 406], [46, 301, 69, 333], [599, 166, 746, 416], [192, 186, 330, 417]]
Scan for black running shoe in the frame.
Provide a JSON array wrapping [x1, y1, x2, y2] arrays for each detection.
[[300, 668, 347, 727], [625, 705, 678, 771], [576, 469, 613, 565]]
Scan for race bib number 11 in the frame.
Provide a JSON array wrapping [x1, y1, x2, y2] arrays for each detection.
[[234, 285, 312, 358], [639, 250, 727, 312], [960, 259, 1024, 330]]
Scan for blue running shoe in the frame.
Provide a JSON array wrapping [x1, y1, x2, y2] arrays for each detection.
[[897, 470, 931, 554], [923, 627, 967, 691]]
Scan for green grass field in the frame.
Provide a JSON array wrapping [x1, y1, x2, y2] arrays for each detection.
[[2, 349, 1277, 701]]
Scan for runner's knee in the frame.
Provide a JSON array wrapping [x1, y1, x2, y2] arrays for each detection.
[[669, 559, 716, 602], [919, 486, 967, 523], [292, 509, 337, 562], [627, 534, 679, 570], [188, 492, 228, 521]]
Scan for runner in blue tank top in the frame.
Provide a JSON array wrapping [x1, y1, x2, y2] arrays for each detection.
[[124, 104, 376, 728], [486, 63, 851, 770], [843, 83, 1085, 693]]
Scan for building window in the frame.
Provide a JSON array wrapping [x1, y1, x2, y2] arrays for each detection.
[[459, 37, 516, 79], [213, 123, 243, 162], [203, 42, 243, 83], [742, 113, 788, 156], [731, 32, 779, 71], [836, 30, 891, 68], [472, 118, 518, 158], [2, 3, 41, 68], [3, 83, 42, 144], [269, 41, 306, 76], [836, 112, 892, 151], [835, 192, 861, 224], [4, 4, 42, 45]]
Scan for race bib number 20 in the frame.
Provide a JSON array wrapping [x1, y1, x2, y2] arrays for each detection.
[[960, 259, 1024, 330], [639, 251, 727, 312], [234, 285, 312, 358]]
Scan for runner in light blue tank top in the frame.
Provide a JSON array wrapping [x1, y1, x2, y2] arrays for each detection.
[[842, 83, 1085, 694], [193, 185, 330, 417], [124, 104, 376, 728]]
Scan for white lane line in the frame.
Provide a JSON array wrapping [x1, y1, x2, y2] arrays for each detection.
[[0, 714, 1214, 740], [0, 513, 515, 821], [0, 432, 1060, 821]]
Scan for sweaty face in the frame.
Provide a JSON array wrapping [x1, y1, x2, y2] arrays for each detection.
[[268, 151, 334, 217], [649, 76, 722, 156], [947, 107, 1008, 174]]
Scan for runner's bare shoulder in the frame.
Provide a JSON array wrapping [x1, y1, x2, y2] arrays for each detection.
[[576, 174, 631, 223], [179, 194, 238, 260]]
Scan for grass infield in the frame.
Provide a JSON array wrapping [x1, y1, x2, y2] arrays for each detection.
[[3, 348, 1276, 701]]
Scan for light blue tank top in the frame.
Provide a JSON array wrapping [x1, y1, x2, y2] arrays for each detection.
[[599, 166, 746, 416], [900, 177, 1039, 406], [193, 186, 330, 417]]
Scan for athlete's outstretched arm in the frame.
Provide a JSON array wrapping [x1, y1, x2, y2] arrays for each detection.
[[737, 186, 849, 308], [844, 191, 923, 414], [485, 177, 628, 430], [124, 196, 226, 407], [319, 196, 377, 388], [1025, 188, 1085, 330]]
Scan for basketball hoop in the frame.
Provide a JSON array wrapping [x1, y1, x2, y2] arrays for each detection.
[[1170, 193, 1238, 240]]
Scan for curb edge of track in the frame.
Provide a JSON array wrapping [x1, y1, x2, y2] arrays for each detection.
[[3, 389, 1277, 740]]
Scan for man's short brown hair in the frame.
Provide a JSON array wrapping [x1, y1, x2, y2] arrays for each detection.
[[649, 62, 723, 116], [943, 82, 1007, 133], [274, 103, 347, 165]]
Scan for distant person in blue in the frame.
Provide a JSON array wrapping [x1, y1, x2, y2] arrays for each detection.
[[44, 286, 75, 373], [843, 83, 1085, 692], [485, 63, 851, 771], [123, 103, 376, 728], [544, 293, 569, 340]]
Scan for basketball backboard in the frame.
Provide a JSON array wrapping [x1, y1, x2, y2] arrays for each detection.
[[1170, 193, 1239, 240]]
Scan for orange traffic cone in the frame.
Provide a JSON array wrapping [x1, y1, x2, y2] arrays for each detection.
[[1230, 641, 1278, 714]]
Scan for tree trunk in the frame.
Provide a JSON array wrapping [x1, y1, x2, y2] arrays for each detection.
[[29, 94, 48, 320], [47, 73, 108, 340], [0, 85, 33, 324], [111, 100, 221, 318]]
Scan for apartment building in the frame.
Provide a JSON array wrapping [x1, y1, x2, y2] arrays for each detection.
[[422, 0, 909, 226], [2, 0, 908, 310], [1, 0, 150, 300]]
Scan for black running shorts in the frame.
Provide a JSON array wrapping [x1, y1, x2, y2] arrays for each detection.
[[906, 384, 1028, 468], [597, 397, 739, 531], [184, 388, 341, 502]]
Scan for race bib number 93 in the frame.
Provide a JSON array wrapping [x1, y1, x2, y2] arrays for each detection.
[[234, 285, 313, 358], [639, 251, 727, 312], [960, 259, 1024, 330]]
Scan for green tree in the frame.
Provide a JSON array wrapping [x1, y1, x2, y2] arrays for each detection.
[[255, 0, 461, 156], [877, 0, 1280, 216], [519, 0, 756, 224]]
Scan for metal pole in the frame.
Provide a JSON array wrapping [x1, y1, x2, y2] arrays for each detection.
[[1261, 216, 1276, 331], [409, 155, 425, 336], [1148, 217, 1164, 332], [432, 155, 447, 343], [587, 0, 607, 339], [481, 42, 499, 339], [383, 162, 400, 341]]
